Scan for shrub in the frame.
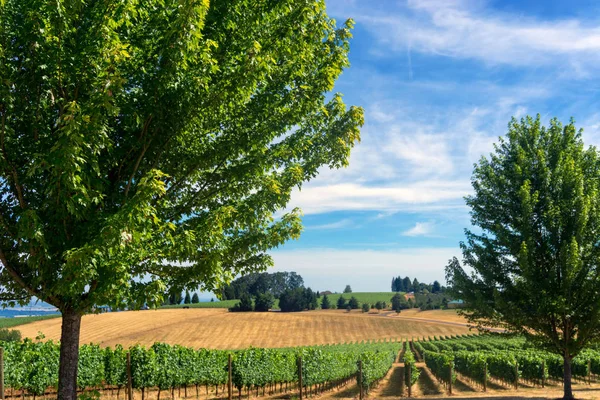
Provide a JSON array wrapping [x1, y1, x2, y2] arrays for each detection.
[[0, 329, 21, 342], [229, 294, 253, 312]]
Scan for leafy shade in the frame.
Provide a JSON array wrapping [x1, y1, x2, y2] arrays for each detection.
[[0, 0, 362, 312], [446, 116, 600, 399]]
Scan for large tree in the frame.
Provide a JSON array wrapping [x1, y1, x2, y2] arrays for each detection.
[[446, 116, 600, 400], [0, 1, 363, 399]]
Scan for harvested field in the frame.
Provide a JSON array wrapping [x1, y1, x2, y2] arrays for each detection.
[[18, 308, 471, 349]]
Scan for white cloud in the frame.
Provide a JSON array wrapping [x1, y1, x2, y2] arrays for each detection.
[[330, 0, 600, 74], [306, 219, 354, 230], [290, 181, 470, 215], [402, 221, 436, 237], [271, 247, 459, 291]]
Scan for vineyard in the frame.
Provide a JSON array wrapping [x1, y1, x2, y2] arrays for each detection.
[[3, 334, 600, 399], [0, 339, 401, 400]]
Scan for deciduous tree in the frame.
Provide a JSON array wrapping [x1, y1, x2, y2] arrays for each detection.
[[446, 116, 600, 400], [0, 1, 363, 399]]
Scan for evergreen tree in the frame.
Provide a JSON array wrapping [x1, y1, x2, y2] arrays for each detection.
[[343, 285, 352, 293], [321, 295, 331, 310], [191, 293, 200, 304], [403, 277, 412, 292], [412, 278, 420, 293], [348, 296, 359, 309], [184, 291, 191, 304], [362, 303, 370, 313], [336, 296, 347, 309], [432, 281, 441, 294]]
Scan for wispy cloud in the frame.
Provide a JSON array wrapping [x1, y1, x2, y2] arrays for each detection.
[[306, 219, 354, 230], [402, 221, 436, 237], [329, 0, 600, 75]]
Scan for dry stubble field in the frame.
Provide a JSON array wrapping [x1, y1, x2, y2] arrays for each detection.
[[19, 308, 471, 349]]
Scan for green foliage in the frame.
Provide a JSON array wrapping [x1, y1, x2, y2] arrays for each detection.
[[191, 293, 200, 304], [401, 347, 420, 387], [104, 345, 127, 388], [78, 344, 105, 389], [229, 294, 254, 312], [0, 329, 21, 342], [348, 296, 359, 309], [321, 294, 331, 310], [361, 303, 370, 313], [162, 299, 239, 309], [447, 116, 600, 398], [391, 294, 408, 312], [447, 116, 600, 358], [184, 292, 191, 305], [0, 315, 60, 329], [336, 296, 347, 309], [254, 293, 275, 312], [423, 351, 455, 385], [343, 285, 352, 293], [278, 287, 318, 312], [221, 272, 304, 300], [0, 0, 363, 394]]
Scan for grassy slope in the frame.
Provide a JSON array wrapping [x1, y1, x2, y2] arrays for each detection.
[[325, 292, 399, 306], [161, 299, 240, 309], [0, 314, 60, 329], [161, 292, 400, 309]]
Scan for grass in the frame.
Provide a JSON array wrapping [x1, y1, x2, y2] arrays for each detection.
[[160, 292, 400, 310], [18, 308, 470, 349], [325, 292, 400, 306], [160, 299, 240, 309], [0, 314, 60, 329]]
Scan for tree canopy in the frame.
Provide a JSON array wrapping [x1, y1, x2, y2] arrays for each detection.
[[446, 116, 600, 399], [0, 0, 363, 399]]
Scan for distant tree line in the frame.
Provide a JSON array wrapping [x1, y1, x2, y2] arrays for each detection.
[[165, 290, 201, 305], [221, 272, 304, 300], [390, 276, 444, 294]]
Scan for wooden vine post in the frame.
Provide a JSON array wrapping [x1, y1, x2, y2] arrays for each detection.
[[483, 363, 487, 392], [541, 360, 545, 388], [358, 360, 363, 400], [127, 352, 133, 400], [298, 356, 303, 400], [228, 354, 233, 400], [514, 362, 519, 390], [588, 359, 592, 385], [399, 366, 404, 397], [0, 347, 4, 400], [407, 363, 412, 397], [448, 363, 453, 395]]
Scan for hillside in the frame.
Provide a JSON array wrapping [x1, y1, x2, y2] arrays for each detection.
[[161, 292, 401, 309], [18, 308, 470, 349]]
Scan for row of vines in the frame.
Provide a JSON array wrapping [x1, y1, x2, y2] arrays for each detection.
[[1, 339, 402, 397], [412, 334, 600, 391]]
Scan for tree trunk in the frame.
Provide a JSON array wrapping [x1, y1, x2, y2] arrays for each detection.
[[57, 309, 82, 400], [563, 354, 574, 400]]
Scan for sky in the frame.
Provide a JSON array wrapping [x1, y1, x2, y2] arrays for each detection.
[[264, 0, 600, 294]]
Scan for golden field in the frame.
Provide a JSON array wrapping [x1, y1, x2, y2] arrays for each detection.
[[19, 308, 471, 349]]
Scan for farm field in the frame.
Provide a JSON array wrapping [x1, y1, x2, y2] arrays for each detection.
[[18, 308, 470, 349]]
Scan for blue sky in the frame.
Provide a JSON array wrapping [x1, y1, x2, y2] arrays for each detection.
[[264, 0, 600, 294]]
